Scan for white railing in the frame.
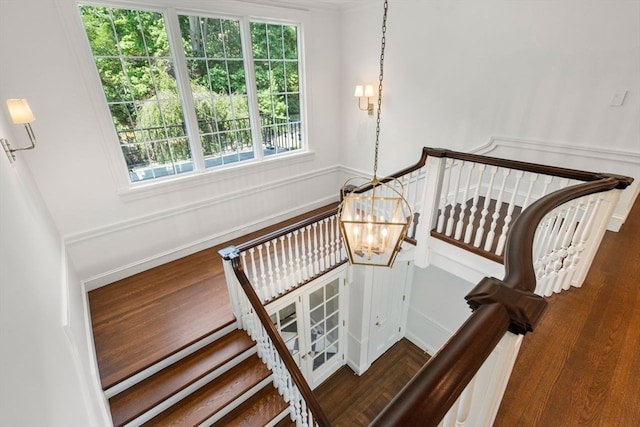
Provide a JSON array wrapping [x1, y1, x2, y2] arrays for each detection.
[[431, 156, 580, 257], [533, 189, 619, 297], [220, 147, 632, 427], [235, 283, 318, 426], [237, 213, 346, 304], [231, 152, 429, 306], [430, 186, 623, 427]]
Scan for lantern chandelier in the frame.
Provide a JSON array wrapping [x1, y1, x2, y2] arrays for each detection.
[[338, 0, 411, 267]]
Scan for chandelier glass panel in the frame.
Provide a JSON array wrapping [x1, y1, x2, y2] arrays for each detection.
[[339, 177, 410, 266]]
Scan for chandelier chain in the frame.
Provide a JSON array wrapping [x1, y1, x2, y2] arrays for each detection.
[[373, 0, 388, 179]]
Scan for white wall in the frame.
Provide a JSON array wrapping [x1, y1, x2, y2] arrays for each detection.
[[0, 0, 344, 284], [340, 0, 640, 183], [405, 265, 475, 354], [0, 117, 100, 425]]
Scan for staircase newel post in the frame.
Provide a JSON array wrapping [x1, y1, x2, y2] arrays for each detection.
[[218, 246, 243, 329], [415, 150, 447, 268]]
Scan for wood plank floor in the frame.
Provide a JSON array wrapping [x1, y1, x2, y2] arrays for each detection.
[[494, 196, 640, 426], [89, 203, 338, 389], [90, 196, 639, 425], [314, 339, 430, 426]]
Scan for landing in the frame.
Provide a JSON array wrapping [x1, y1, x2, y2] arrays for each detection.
[[88, 203, 338, 390]]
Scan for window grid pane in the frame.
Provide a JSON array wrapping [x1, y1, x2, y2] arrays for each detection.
[[180, 15, 254, 168], [251, 22, 303, 157], [80, 6, 305, 184], [79, 5, 193, 183]]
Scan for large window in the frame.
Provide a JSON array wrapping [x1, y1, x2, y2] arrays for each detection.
[[79, 5, 304, 184]]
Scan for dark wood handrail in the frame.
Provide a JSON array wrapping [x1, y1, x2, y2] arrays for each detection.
[[371, 303, 512, 426], [350, 147, 429, 194], [425, 147, 634, 189], [229, 255, 331, 427], [502, 176, 627, 293], [234, 207, 339, 254], [371, 174, 633, 427]]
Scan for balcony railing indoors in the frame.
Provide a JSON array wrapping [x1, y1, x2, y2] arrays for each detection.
[[219, 147, 633, 426]]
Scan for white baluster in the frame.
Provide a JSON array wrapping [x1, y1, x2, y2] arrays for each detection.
[[464, 163, 485, 244], [474, 166, 498, 248], [521, 173, 539, 210], [565, 196, 595, 287], [257, 245, 268, 302], [300, 226, 308, 281], [437, 158, 454, 233], [329, 216, 336, 266], [496, 170, 524, 256], [272, 238, 282, 296], [455, 162, 474, 240], [540, 211, 564, 296], [570, 194, 605, 288], [442, 397, 460, 427], [556, 200, 582, 292], [456, 376, 477, 426], [312, 223, 320, 275], [324, 218, 331, 269], [294, 230, 302, 284], [318, 220, 325, 271], [446, 160, 464, 237], [545, 205, 572, 296], [249, 247, 265, 302], [265, 241, 276, 300], [540, 175, 553, 198], [286, 234, 294, 291], [484, 168, 510, 252], [278, 236, 287, 292]]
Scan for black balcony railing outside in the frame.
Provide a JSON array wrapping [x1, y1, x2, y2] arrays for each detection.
[[119, 115, 302, 182]]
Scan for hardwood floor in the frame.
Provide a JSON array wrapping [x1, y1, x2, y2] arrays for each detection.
[[494, 197, 640, 426], [89, 203, 338, 390], [90, 196, 639, 425], [314, 339, 430, 426]]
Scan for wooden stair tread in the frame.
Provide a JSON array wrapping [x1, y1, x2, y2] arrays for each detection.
[[213, 383, 289, 427], [142, 354, 271, 426], [92, 279, 235, 390], [109, 329, 254, 427]]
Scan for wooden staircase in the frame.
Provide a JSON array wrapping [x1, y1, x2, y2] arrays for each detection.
[[87, 246, 292, 426], [88, 205, 339, 426], [102, 321, 290, 426]]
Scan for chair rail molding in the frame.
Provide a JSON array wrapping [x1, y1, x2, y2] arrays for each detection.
[[72, 166, 340, 290]]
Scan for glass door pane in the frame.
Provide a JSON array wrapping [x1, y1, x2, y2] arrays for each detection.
[[307, 278, 340, 372], [271, 302, 300, 365]]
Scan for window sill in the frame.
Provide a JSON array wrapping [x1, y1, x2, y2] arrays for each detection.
[[117, 150, 315, 202]]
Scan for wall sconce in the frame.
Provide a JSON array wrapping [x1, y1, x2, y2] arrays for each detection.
[[1, 99, 37, 163], [354, 84, 375, 115]]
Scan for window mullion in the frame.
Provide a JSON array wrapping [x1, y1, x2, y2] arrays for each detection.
[[165, 8, 205, 172], [240, 18, 263, 161]]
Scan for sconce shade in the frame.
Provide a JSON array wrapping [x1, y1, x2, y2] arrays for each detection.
[[6, 99, 35, 124], [354, 85, 364, 97], [364, 85, 374, 97], [339, 178, 411, 267]]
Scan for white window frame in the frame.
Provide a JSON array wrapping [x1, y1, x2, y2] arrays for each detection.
[[73, 0, 312, 198]]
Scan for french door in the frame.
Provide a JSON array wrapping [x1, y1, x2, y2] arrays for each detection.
[[268, 271, 346, 388]]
